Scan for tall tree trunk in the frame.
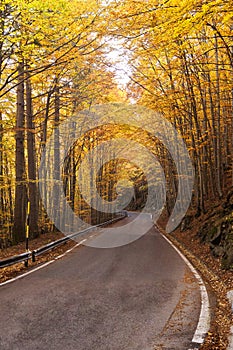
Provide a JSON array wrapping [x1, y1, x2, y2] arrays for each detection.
[[182, 51, 205, 213], [39, 89, 53, 220], [0, 11, 5, 232], [53, 80, 61, 230], [13, 61, 28, 243], [0, 111, 4, 229], [214, 34, 223, 197], [231, 87, 233, 185], [26, 66, 39, 238], [5, 152, 14, 234]]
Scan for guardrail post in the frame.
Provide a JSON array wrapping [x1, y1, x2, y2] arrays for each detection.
[[32, 251, 36, 263]]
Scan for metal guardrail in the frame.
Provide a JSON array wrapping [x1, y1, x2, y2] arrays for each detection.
[[0, 212, 127, 268], [0, 251, 32, 268], [32, 235, 70, 262]]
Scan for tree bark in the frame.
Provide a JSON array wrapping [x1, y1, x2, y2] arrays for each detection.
[[13, 61, 28, 243], [26, 66, 39, 238], [0, 111, 4, 229], [53, 80, 61, 230], [214, 34, 223, 197]]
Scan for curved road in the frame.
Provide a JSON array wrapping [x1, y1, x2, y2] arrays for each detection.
[[0, 214, 203, 350]]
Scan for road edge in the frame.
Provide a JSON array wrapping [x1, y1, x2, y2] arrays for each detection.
[[156, 223, 232, 349], [159, 229, 210, 349]]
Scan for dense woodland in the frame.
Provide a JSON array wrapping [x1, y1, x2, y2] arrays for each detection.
[[0, 0, 233, 247]]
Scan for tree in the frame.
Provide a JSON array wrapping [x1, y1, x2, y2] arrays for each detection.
[[13, 60, 28, 243]]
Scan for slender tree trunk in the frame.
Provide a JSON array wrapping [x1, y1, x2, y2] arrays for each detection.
[[0, 13, 5, 232], [39, 89, 53, 220], [13, 61, 28, 243], [53, 80, 61, 230], [26, 66, 39, 238], [214, 34, 223, 197], [0, 111, 4, 229], [231, 88, 233, 185], [182, 51, 205, 213], [5, 152, 14, 234]]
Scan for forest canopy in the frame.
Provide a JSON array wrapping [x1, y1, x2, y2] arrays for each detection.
[[0, 0, 233, 245]]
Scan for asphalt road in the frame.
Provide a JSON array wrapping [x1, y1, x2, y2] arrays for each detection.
[[0, 214, 201, 350]]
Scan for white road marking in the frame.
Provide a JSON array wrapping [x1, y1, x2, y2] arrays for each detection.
[[160, 231, 210, 346], [0, 225, 116, 288], [0, 239, 87, 287], [0, 260, 55, 287], [0, 216, 125, 287]]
